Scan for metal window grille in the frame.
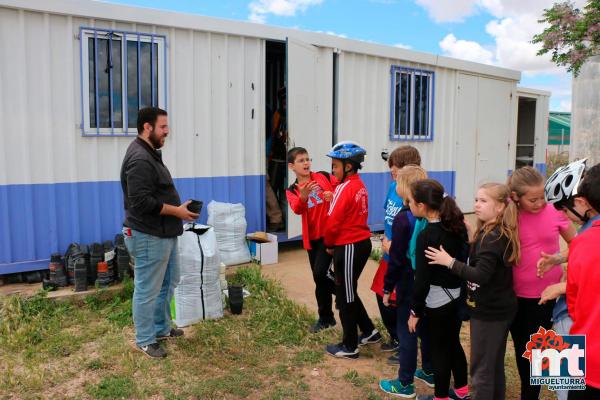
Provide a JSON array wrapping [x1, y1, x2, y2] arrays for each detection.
[[389, 65, 435, 141], [80, 27, 167, 136]]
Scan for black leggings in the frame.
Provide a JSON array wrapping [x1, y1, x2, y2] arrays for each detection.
[[427, 300, 468, 398], [333, 238, 375, 350], [376, 294, 398, 341], [510, 297, 555, 400], [307, 238, 335, 322]]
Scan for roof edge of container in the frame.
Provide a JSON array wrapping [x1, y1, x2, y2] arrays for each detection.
[[517, 86, 552, 97], [1, 0, 521, 81]]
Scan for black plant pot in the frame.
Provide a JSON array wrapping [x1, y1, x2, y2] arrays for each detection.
[[228, 284, 244, 315], [187, 199, 203, 214]]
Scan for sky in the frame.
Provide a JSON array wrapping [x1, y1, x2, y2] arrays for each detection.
[[105, 0, 585, 112]]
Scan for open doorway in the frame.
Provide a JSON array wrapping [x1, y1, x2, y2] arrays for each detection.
[[265, 40, 287, 233], [516, 97, 537, 169]]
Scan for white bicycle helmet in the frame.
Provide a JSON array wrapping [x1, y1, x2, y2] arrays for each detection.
[[545, 158, 587, 214]]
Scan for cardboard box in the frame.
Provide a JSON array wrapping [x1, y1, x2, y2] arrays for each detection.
[[247, 232, 278, 265]]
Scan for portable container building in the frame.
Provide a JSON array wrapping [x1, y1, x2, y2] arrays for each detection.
[[0, 0, 550, 273]]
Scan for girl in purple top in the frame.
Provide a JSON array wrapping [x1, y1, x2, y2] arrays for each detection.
[[507, 166, 576, 400]]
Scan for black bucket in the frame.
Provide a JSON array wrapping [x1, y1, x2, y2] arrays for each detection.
[[64, 243, 80, 285], [89, 243, 103, 285], [228, 285, 244, 315], [114, 234, 131, 281], [73, 255, 88, 292], [51, 252, 68, 287], [103, 241, 115, 283]]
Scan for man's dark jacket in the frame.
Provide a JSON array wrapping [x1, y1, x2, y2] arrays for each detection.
[[120, 137, 183, 238]]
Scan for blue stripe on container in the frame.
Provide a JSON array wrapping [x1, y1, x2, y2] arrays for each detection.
[[535, 163, 547, 177], [0, 175, 265, 274], [0, 172, 456, 274], [361, 170, 455, 230]]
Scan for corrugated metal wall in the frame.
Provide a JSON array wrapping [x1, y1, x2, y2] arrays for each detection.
[[0, 4, 525, 272], [0, 7, 265, 272], [337, 51, 519, 214], [338, 51, 466, 215], [337, 51, 459, 175]]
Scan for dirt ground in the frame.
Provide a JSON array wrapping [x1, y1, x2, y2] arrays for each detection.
[[261, 240, 442, 399], [262, 240, 382, 322], [261, 237, 555, 400], [1, 218, 559, 399]]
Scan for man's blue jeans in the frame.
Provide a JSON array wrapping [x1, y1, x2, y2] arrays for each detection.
[[124, 228, 179, 347]]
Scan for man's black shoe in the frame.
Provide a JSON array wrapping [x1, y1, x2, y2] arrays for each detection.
[[137, 343, 167, 358], [157, 328, 184, 340]]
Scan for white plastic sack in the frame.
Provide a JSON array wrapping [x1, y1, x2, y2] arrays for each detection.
[[174, 224, 223, 327], [207, 201, 251, 266], [174, 282, 223, 326]]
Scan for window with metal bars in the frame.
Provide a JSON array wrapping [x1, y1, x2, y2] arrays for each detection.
[[389, 66, 434, 141], [80, 28, 167, 136]]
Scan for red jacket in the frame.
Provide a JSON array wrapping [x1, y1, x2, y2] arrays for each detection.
[[286, 171, 338, 250], [567, 219, 600, 389], [323, 173, 371, 247]]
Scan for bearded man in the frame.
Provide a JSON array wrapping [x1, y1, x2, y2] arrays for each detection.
[[120, 107, 198, 358]]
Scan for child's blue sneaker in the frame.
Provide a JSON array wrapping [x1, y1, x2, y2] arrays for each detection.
[[414, 369, 435, 388], [379, 379, 416, 398]]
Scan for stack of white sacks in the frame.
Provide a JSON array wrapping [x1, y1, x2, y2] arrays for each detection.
[[174, 223, 224, 326], [207, 201, 251, 266]]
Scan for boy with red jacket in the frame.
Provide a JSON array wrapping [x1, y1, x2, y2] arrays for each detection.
[[286, 147, 338, 333], [565, 162, 600, 400], [324, 141, 378, 359]]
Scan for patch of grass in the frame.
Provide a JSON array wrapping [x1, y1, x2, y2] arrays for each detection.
[[370, 247, 383, 262], [84, 277, 134, 328], [189, 369, 263, 399], [373, 319, 388, 341], [86, 375, 135, 399], [262, 385, 310, 400], [163, 389, 184, 400], [0, 266, 382, 399], [546, 152, 570, 177], [0, 290, 74, 350], [365, 391, 383, 400], [86, 359, 104, 370], [343, 370, 373, 388], [235, 266, 317, 347], [268, 362, 292, 378], [293, 349, 323, 365]]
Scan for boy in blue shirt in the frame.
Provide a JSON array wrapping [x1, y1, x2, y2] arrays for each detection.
[[370, 146, 421, 362]]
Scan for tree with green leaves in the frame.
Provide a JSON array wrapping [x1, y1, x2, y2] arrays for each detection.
[[533, 0, 600, 76]]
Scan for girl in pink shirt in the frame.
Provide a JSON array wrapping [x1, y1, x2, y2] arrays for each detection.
[[507, 166, 576, 400]]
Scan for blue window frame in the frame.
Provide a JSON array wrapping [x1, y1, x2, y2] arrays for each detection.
[[80, 27, 167, 136], [389, 66, 435, 141]]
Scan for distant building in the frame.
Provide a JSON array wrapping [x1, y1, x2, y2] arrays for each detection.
[[548, 111, 571, 154]]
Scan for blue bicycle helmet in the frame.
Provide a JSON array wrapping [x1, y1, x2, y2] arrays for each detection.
[[327, 141, 367, 165], [327, 141, 367, 182]]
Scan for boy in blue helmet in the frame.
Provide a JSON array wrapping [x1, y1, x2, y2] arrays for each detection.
[[323, 141, 379, 359]]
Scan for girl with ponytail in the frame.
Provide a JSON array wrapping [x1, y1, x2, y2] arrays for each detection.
[[406, 179, 469, 400], [425, 182, 520, 400], [507, 167, 576, 400]]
